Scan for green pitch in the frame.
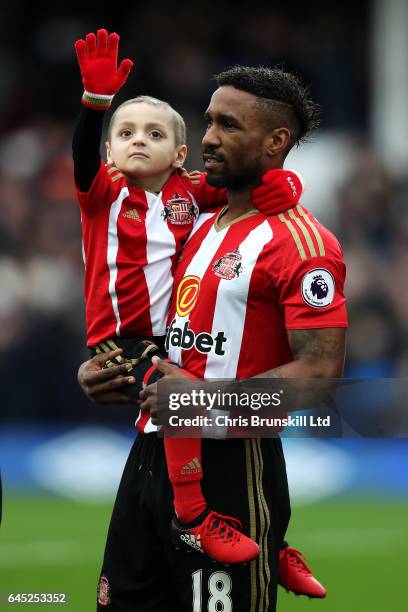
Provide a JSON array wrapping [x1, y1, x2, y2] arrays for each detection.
[[0, 494, 407, 611]]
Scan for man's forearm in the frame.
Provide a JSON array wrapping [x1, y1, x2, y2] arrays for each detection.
[[254, 357, 339, 379], [255, 328, 346, 379]]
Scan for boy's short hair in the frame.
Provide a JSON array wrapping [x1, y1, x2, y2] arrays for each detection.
[[107, 96, 186, 146]]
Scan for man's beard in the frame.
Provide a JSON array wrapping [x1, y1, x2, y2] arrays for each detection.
[[205, 154, 263, 192]]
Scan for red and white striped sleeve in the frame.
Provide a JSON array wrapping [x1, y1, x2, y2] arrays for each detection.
[[266, 206, 348, 329], [76, 161, 124, 213]]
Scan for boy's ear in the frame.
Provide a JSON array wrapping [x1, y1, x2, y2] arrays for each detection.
[[172, 144, 188, 169], [106, 141, 112, 163]]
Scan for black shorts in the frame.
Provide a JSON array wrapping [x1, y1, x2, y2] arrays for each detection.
[[97, 433, 290, 612]]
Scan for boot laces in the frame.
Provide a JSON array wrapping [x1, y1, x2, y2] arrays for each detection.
[[283, 547, 312, 576], [197, 511, 243, 547]]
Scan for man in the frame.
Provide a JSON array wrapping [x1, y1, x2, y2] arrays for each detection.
[[79, 66, 347, 611]]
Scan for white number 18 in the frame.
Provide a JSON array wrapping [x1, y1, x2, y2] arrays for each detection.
[[192, 569, 232, 612]]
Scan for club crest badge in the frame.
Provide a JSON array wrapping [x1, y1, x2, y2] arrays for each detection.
[[162, 193, 198, 225], [213, 248, 243, 280], [302, 268, 335, 308], [97, 575, 111, 606]]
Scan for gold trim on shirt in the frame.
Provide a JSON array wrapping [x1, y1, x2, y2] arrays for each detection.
[[214, 206, 259, 232]]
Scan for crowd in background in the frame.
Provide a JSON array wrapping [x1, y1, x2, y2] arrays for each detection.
[[1, 3, 407, 423]]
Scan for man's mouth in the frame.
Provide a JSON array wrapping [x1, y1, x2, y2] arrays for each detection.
[[203, 154, 224, 169]]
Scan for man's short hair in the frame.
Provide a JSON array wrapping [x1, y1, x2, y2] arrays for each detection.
[[107, 96, 186, 146], [214, 66, 320, 152]]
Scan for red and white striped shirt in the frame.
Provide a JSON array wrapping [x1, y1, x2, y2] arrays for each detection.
[[137, 204, 348, 432], [77, 162, 223, 346]]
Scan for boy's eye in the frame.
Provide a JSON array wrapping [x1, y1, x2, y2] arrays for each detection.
[[150, 130, 163, 139], [121, 129, 132, 137]]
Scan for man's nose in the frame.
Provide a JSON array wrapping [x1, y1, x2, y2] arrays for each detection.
[[202, 124, 221, 148]]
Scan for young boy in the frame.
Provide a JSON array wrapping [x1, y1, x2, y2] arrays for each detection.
[[73, 28, 324, 590]]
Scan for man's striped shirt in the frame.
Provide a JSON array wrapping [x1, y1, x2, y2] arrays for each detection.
[[137, 204, 347, 433]]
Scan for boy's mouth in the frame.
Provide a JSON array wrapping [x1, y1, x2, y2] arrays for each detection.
[[129, 152, 149, 159]]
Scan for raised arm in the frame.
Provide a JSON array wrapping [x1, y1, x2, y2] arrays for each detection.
[[72, 107, 105, 192], [72, 29, 133, 192]]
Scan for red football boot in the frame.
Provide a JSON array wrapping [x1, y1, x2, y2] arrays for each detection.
[[171, 510, 259, 565], [279, 546, 327, 598]]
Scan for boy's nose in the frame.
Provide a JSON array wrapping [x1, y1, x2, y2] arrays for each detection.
[[132, 133, 147, 146]]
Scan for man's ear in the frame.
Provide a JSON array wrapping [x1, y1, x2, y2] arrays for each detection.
[[264, 128, 291, 158], [172, 144, 188, 169], [106, 141, 112, 163]]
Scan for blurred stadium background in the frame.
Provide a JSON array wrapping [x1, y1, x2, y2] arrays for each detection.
[[1, 1, 408, 610]]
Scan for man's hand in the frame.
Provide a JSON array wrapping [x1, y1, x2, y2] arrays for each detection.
[[251, 169, 304, 215], [139, 357, 191, 425], [75, 29, 133, 110], [78, 348, 139, 404]]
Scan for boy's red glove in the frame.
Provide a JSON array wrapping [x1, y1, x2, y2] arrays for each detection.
[[251, 169, 304, 215], [75, 28, 133, 110]]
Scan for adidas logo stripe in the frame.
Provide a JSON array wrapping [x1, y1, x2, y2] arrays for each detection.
[[180, 533, 203, 552], [180, 457, 202, 475], [123, 209, 141, 221]]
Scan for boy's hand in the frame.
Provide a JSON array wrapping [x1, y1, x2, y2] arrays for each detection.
[[75, 29, 133, 110], [251, 169, 304, 215]]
